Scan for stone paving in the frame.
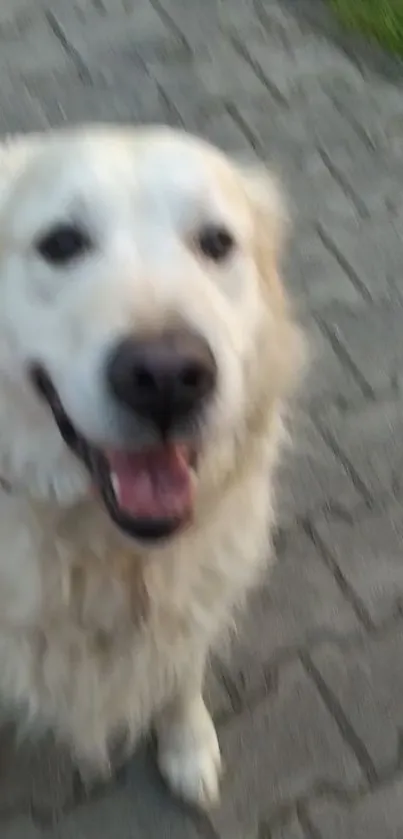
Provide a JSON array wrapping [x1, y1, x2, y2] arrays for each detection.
[[1, 0, 403, 837]]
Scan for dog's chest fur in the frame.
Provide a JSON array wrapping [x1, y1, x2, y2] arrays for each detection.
[[0, 467, 272, 762]]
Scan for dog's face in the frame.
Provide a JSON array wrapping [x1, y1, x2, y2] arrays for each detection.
[[0, 127, 294, 543]]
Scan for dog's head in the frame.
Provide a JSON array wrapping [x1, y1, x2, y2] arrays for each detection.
[[0, 126, 301, 543]]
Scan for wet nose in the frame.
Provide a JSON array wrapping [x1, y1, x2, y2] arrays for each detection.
[[106, 329, 217, 435]]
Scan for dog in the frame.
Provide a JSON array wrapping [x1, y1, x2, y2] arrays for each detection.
[[0, 125, 302, 807]]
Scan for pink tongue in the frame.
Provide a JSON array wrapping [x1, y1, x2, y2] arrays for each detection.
[[106, 446, 193, 520]]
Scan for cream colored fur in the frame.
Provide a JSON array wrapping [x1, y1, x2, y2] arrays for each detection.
[[0, 125, 303, 806]]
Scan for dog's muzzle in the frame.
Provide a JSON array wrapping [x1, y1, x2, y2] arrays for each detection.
[[29, 329, 216, 543]]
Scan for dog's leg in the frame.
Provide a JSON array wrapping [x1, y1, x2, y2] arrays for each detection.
[[155, 655, 222, 808]]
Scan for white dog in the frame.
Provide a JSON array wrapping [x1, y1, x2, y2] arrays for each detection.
[[0, 125, 302, 807]]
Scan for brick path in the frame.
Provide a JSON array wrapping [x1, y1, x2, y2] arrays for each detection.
[[1, 1, 403, 837]]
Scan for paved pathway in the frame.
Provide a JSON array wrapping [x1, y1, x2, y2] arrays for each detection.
[[1, 1, 403, 837]]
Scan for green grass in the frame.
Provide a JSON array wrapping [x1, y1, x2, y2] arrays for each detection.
[[331, 0, 403, 56]]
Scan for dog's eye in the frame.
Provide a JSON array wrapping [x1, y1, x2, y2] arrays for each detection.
[[197, 225, 235, 262], [35, 224, 92, 265]]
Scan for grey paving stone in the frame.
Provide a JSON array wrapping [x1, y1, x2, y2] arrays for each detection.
[[319, 398, 403, 502], [0, 8, 69, 75], [0, 726, 76, 822], [271, 819, 306, 839], [210, 661, 362, 839], [28, 74, 170, 126], [277, 410, 361, 527], [324, 76, 403, 151], [299, 318, 362, 409], [286, 228, 362, 310], [146, 40, 271, 106], [311, 627, 403, 772], [234, 33, 363, 104], [237, 106, 364, 226], [308, 776, 403, 839], [0, 0, 39, 26], [239, 94, 362, 166], [141, 60, 215, 115], [143, 0, 223, 44], [324, 141, 403, 220], [317, 218, 403, 301], [222, 1, 306, 47], [82, 44, 176, 93], [289, 163, 361, 229], [0, 819, 43, 839], [42, 744, 206, 838], [0, 86, 49, 133], [314, 504, 403, 623], [220, 529, 360, 698], [47, 0, 171, 54], [319, 301, 403, 395], [172, 107, 257, 156], [204, 659, 232, 720]]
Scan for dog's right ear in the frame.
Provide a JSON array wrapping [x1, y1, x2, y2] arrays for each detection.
[[237, 160, 307, 398], [238, 162, 289, 265], [236, 160, 291, 315]]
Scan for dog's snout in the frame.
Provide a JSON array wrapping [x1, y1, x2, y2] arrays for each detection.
[[106, 330, 217, 434]]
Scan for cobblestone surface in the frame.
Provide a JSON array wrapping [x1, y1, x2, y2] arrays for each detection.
[[308, 776, 403, 839], [1, 0, 403, 837]]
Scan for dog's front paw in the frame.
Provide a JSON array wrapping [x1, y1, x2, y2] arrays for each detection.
[[157, 701, 222, 809]]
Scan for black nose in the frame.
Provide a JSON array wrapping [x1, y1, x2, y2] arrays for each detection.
[[106, 330, 217, 435]]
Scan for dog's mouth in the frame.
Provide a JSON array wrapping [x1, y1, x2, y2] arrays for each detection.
[[30, 366, 196, 543]]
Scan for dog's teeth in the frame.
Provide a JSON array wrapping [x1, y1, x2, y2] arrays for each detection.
[[110, 472, 120, 499]]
